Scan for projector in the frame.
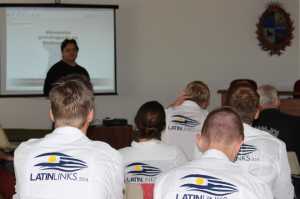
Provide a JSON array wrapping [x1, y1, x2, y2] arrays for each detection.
[[102, 118, 128, 127]]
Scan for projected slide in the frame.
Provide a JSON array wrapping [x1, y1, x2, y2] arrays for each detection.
[[0, 6, 116, 95]]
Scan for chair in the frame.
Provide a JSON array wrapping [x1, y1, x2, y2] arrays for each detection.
[[222, 79, 258, 106], [124, 183, 154, 199], [293, 80, 300, 98], [0, 168, 15, 199], [0, 129, 15, 150], [288, 151, 300, 175], [229, 79, 257, 90]]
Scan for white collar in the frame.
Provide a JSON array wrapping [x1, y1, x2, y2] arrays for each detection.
[[45, 126, 87, 142], [131, 139, 161, 148], [201, 149, 230, 161], [182, 100, 201, 108]]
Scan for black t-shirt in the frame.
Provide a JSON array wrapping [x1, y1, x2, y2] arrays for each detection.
[[253, 108, 300, 160], [43, 60, 90, 96]]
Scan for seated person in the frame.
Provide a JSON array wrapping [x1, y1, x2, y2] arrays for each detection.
[[14, 75, 123, 199], [154, 107, 273, 199], [162, 81, 210, 160], [226, 84, 294, 199], [253, 84, 300, 160], [119, 101, 187, 199]]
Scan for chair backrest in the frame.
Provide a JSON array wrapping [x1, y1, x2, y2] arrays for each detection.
[[0, 129, 13, 150], [229, 79, 257, 90], [287, 151, 300, 175], [125, 183, 154, 199], [293, 80, 300, 98]]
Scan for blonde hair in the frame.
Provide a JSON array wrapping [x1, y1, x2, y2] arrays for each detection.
[[185, 81, 210, 108], [49, 75, 94, 128]]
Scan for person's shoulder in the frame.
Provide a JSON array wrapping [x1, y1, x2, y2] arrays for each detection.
[[76, 64, 88, 72], [245, 124, 273, 137], [156, 164, 185, 182], [14, 138, 41, 155], [46, 60, 64, 73], [166, 101, 207, 116], [158, 142, 184, 154], [90, 140, 117, 152], [118, 145, 133, 157], [51, 60, 65, 68], [90, 140, 122, 160], [245, 125, 286, 154]]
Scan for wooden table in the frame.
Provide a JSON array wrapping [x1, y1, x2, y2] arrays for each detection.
[[87, 125, 133, 149], [5, 125, 133, 150]]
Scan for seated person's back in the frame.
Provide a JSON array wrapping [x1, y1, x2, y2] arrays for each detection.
[[253, 84, 300, 160], [119, 101, 187, 199], [162, 81, 209, 160], [226, 84, 294, 199], [155, 107, 273, 199], [14, 75, 124, 199]]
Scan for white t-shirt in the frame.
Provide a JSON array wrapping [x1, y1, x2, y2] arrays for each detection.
[[119, 139, 187, 198], [13, 126, 124, 199], [154, 149, 273, 199], [162, 100, 208, 160], [235, 123, 294, 199]]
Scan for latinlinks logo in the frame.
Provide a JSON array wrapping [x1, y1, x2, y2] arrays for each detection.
[[175, 174, 238, 199], [126, 162, 161, 183], [168, 115, 200, 131], [30, 152, 88, 182], [238, 144, 257, 156], [236, 144, 259, 161]]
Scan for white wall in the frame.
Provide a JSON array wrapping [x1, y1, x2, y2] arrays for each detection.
[[0, 0, 298, 128]]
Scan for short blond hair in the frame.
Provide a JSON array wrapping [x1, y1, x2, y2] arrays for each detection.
[[185, 81, 210, 108], [49, 75, 94, 128]]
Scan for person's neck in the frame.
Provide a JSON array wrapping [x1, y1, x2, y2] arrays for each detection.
[[138, 138, 152, 142], [260, 104, 279, 110], [54, 123, 88, 135], [62, 59, 76, 66], [207, 143, 235, 161], [80, 123, 89, 135]]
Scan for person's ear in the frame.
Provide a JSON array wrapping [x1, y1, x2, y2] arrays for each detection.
[[235, 140, 243, 154], [49, 109, 55, 122], [232, 140, 243, 161], [201, 101, 209, 109], [254, 109, 260, 120], [275, 98, 280, 107], [196, 133, 208, 152], [87, 109, 94, 123]]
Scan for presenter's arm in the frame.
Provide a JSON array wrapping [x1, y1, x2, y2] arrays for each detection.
[[43, 69, 54, 96], [82, 67, 91, 81]]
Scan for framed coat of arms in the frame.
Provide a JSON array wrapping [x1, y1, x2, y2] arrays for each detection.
[[256, 3, 294, 56]]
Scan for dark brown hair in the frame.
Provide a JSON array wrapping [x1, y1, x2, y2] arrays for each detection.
[[134, 101, 166, 141], [226, 84, 259, 124], [61, 39, 79, 52]]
